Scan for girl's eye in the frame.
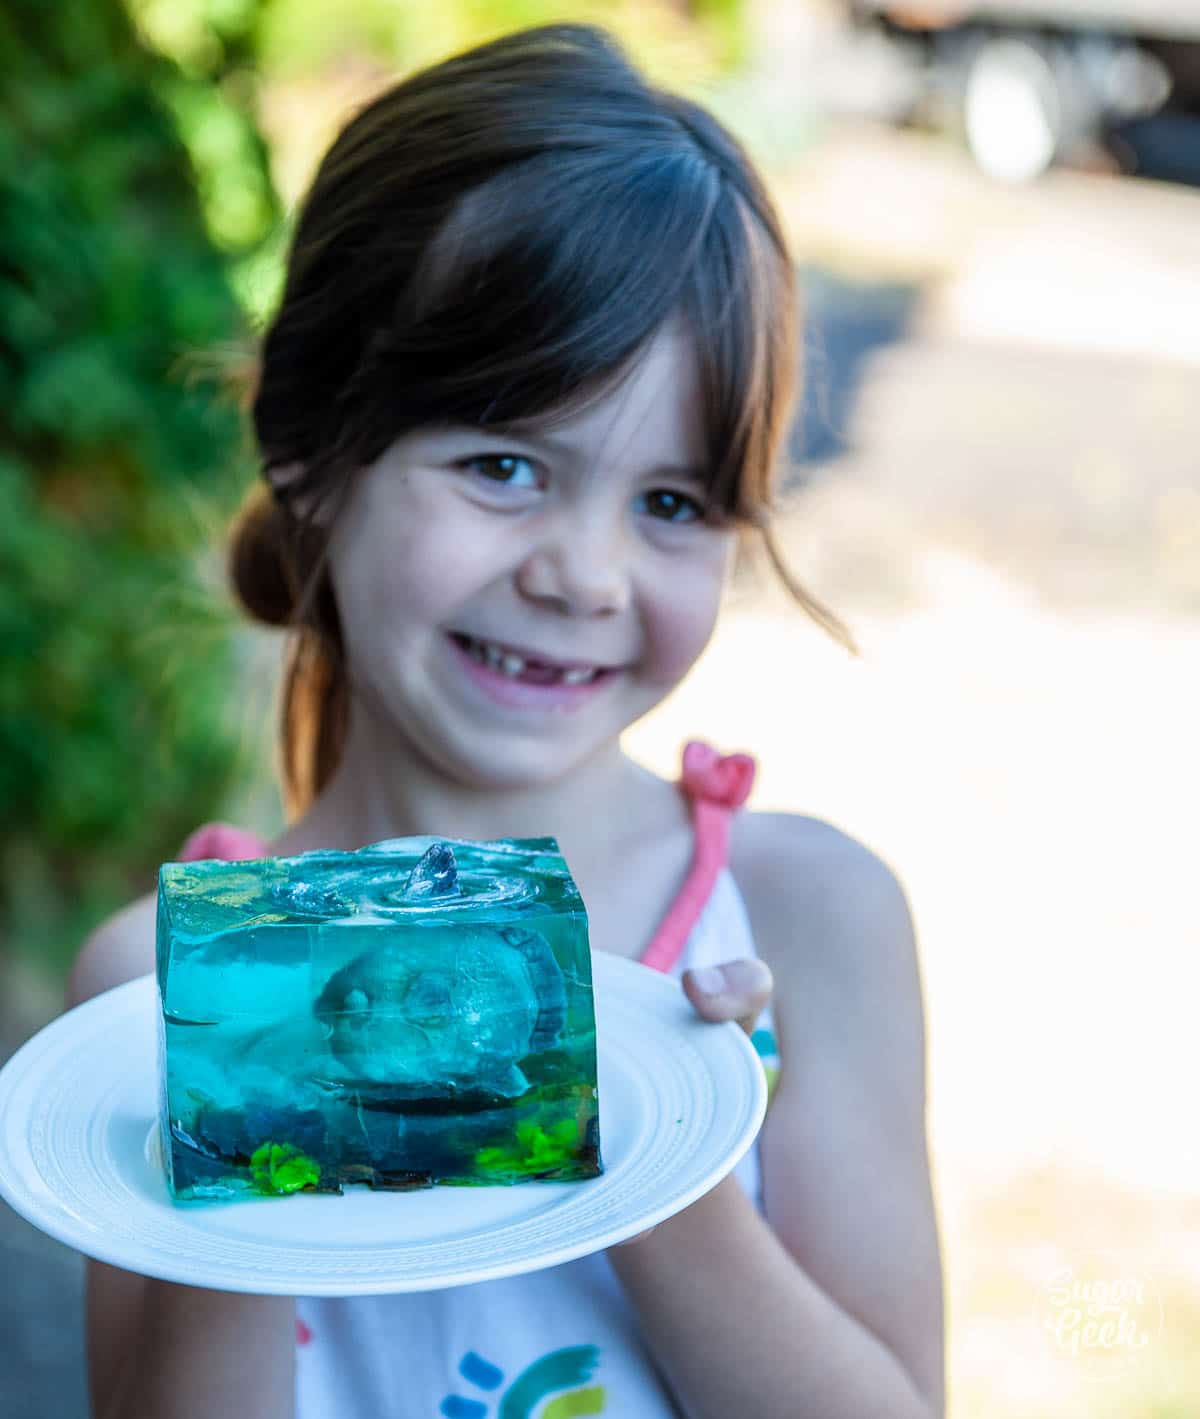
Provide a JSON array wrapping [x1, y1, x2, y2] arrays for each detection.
[[461, 453, 539, 488], [636, 488, 705, 523]]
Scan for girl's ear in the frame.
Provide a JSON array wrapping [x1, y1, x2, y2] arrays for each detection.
[[267, 462, 329, 524], [267, 461, 306, 495]]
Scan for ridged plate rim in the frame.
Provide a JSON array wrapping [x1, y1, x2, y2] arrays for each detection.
[[0, 954, 765, 1295]]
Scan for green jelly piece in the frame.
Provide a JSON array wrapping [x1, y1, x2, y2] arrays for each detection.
[[156, 837, 602, 1202], [475, 1119, 582, 1178], [250, 1142, 321, 1195]]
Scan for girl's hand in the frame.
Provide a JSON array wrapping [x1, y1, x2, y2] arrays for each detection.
[[612, 958, 773, 1250], [682, 958, 774, 1037]]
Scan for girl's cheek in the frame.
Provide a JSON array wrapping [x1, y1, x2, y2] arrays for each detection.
[[643, 566, 726, 686], [332, 482, 468, 621]]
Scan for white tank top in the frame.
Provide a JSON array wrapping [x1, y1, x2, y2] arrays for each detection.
[[294, 868, 778, 1419]]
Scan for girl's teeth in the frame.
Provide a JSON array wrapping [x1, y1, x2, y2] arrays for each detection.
[[464, 636, 599, 684]]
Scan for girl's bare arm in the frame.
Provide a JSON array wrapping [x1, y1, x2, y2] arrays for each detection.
[[609, 821, 945, 1419], [68, 901, 296, 1419]]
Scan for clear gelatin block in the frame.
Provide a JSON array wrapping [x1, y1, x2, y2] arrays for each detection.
[[155, 838, 602, 1202]]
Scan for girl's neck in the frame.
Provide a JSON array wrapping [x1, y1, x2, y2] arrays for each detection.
[[271, 698, 676, 876]]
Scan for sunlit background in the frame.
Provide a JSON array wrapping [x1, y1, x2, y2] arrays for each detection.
[[3, 2, 1198, 1414]]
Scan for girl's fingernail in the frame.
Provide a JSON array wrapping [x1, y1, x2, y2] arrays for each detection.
[[723, 958, 771, 994], [691, 966, 725, 995]]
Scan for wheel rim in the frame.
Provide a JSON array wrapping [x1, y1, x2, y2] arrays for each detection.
[[965, 39, 1061, 181]]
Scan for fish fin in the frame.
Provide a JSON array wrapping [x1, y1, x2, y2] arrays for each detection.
[[501, 927, 567, 1051]]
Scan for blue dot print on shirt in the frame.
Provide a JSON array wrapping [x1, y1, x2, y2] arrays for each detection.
[[460, 1353, 504, 1391]]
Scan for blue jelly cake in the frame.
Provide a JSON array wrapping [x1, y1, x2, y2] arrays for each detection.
[[155, 837, 602, 1201]]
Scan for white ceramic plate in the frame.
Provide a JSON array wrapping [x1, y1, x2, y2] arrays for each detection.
[[0, 954, 765, 1295]]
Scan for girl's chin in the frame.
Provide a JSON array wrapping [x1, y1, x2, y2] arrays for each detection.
[[428, 707, 640, 793]]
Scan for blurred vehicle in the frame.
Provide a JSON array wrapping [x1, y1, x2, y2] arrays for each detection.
[[843, 1, 1200, 179]]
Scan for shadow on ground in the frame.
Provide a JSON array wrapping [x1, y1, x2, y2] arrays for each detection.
[[790, 265, 922, 471], [0, 1204, 87, 1419], [1, 968, 88, 1419]]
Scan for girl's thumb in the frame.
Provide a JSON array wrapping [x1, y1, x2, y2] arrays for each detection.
[[683, 958, 773, 1037]]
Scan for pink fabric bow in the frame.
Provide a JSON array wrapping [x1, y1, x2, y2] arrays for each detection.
[[680, 740, 756, 810]]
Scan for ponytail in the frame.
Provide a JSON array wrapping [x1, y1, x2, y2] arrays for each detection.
[[227, 485, 349, 820]]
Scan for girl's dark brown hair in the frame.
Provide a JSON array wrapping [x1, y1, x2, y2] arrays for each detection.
[[232, 22, 855, 819]]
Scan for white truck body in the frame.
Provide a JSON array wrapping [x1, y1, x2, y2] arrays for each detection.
[[852, 2, 1200, 40], [847, 0, 1200, 178]]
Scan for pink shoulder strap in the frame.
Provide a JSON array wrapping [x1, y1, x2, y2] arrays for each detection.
[[638, 740, 756, 975], [177, 822, 270, 863]]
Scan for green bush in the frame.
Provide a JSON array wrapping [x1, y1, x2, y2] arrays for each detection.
[[0, 0, 276, 975]]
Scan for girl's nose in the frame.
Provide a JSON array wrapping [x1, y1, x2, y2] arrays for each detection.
[[515, 518, 632, 618]]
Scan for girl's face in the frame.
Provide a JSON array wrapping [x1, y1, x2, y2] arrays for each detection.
[[326, 324, 737, 790]]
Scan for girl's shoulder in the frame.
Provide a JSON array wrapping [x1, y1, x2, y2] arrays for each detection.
[[728, 810, 915, 984], [67, 889, 158, 1009], [730, 808, 902, 901], [67, 823, 275, 1010]]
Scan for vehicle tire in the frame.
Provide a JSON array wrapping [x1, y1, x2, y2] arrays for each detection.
[[961, 33, 1068, 181]]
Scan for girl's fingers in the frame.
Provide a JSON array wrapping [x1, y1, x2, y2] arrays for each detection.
[[682, 958, 774, 1037]]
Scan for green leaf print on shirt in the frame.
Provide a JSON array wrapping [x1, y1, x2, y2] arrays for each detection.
[[541, 1389, 605, 1418], [751, 1027, 781, 1100], [499, 1347, 603, 1419]]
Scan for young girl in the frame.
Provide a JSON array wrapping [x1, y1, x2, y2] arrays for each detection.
[[69, 24, 944, 1419]]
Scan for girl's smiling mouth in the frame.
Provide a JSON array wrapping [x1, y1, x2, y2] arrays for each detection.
[[446, 631, 622, 709]]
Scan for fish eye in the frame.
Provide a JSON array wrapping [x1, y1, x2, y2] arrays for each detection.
[[405, 975, 452, 1014]]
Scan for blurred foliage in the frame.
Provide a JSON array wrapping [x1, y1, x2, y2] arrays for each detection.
[[123, 0, 285, 320], [245, 0, 747, 83], [132, 0, 752, 216], [0, 0, 272, 974]]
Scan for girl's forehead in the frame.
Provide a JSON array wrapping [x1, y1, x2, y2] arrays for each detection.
[[510, 325, 705, 466], [384, 324, 709, 480]]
